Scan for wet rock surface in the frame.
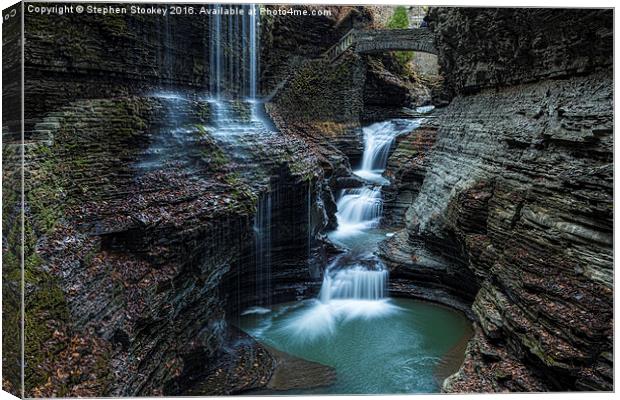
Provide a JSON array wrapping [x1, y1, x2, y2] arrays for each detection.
[[382, 121, 439, 227], [24, 10, 213, 129], [261, 345, 336, 392], [19, 96, 328, 396], [437, 70, 611, 394]]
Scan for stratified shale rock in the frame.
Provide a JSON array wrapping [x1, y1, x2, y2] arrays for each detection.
[[2, 5, 23, 395], [18, 96, 326, 397], [429, 8, 613, 95], [260, 5, 372, 97], [24, 8, 212, 127], [382, 121, 439, 227], [380, 8, 613, 392], [362, 56, 416, 122]]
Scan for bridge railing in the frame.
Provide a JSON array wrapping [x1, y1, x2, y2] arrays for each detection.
[[323, 29, 357, 62]]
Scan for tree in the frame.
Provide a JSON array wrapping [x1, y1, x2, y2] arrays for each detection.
[[387, 7, 414, 65], [388, 6, 409, 29]]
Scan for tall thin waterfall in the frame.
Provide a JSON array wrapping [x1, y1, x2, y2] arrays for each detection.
[[210, 8, 222, 99], [254, 191, 272, 306], [207, 6, 274, 308], [307, 181, 312, 263], [209, 4, 260, 100], [249, 5, 258, 101]]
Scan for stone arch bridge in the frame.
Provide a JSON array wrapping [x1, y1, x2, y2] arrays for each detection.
[[325, 28, 437, 62]]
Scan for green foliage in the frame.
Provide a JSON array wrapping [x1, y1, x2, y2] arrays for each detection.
[[388, 7, 414, 66], [388, 6, 409, 29], [393, 50, 415, 65]]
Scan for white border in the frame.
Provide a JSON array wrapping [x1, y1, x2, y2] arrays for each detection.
[[0, 1, 617, 400]]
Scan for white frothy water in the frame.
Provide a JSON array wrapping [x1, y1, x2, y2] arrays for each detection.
[[331, 119, 424, 239], [354, 119, 424, 185], [333, 187, 383, 236], [415, 105, 435, 114], [241, 306, 271, 316], [319, 267, 388, 302], [278, 257, 399, 342], [255, 119, 427, 342]]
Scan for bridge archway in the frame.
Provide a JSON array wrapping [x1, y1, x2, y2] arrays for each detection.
[[325, 28, 437, 62], [354, 29, 437, 55]]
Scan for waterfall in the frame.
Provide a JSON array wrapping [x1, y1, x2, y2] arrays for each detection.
[[330, 119, 424, 239], [254, 191, 272, 306], [305, 118, 428, 332], [205, 5, 269, 154], [354, 119, 423, 184], [335, 187, 383, 234], [280, 257, 398, 341], [210, 6, 222, 99], [249, 4, 258, 100], [209, 4, 259, 100], [307, 181, 312, 264], [359, 121, 399, 172], [157, 14, 173, 86], [245, 119, 431, 337], [319, 267, 388, 302], [205, 7, 277, 310]]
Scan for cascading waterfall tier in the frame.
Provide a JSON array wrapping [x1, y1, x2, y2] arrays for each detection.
[[277, 255, 398, 341], [319, 267, 388, 302], [354, 119, 424, 185], [331, 118, 424, 239], [293, 117, 427, 335], [334, 187, 383, 235]]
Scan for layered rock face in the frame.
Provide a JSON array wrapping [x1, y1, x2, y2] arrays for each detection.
[[430, 8, 613, 95], [14, 6, 343, 396], [382, 121, 439, 227], [19, 95, 327, 397], [2, 5, 24, 395], [24, 8, 214, 127], [381, 8, 613, 392], [260, 5, 373, 96]]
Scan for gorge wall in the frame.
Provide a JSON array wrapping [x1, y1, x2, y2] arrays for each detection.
[[380, 8, 613, 392], [16, 96, 329, 397]]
